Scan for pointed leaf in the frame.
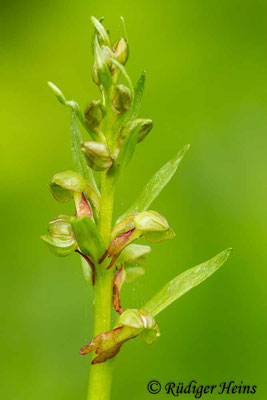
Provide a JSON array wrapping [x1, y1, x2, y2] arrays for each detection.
[[48, 81, 66, 105], [120, 16, 128, 42], [130, 71, 146, 120], [113, 124, 138, 171], [143, 248, 232, 317], [80, 255, 92, 283], [48, 82, 100, 141], [70, 112, 100, 195], [110, 59, 133, 93], [91, 16, 111, 47], [117, 144, 190, 222], [71, 216, 105, 262]]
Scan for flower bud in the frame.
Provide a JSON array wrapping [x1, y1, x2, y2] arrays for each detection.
[[41, 216, 77, 257], [94, 36, 112, 91], [48, 216, 73, 237], [134, 211, 169, 232], [118, 308, 156, 330], [48, 82, 66, 105], [136, 119, 153, 143], [79, 308, 159, 363], [111, 215, 135, 240], [99, 228, 142, 269], [49, 171, 87, 203], [117, 244, 150, 283], [125, 266, 146, 283], [118, 118, 153, 147], [84, 100, 106, 129], [113, 37, 128, 65], [73, 193, 92, 218], [92, 63, 100, 86], [118, 309, 160, 345], [101, 45, 116, 75], [82, 141, 113, 171], [112, 84, 131, 112], [118, 243, 151, 263], [144, 227, 175, 243]]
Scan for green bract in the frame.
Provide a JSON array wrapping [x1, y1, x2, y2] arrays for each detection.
[[144, 248, 232, 316], [117, 144, 190, 222], [71, 216, 105, 263], [91, 16, 111, 48], [43, 16, 232, 399], [93, 35, 112, 91]]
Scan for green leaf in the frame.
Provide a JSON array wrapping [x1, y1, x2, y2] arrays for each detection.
[[143, 248, 232, 317], [113, 124, 138, 172], [70, 112, 100, 196], [110, 59, 134, 93], [120, 16, 128, 42], [71, 216, 105, 262], [117, 144, 190, 222], [80, 255, 92, 283], [48, 82, 100, 141], [130, 71, 146, 120], [48, 81, 66, 105]]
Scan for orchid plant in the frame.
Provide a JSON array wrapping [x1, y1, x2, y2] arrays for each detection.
[[42, 17, 232, 400]]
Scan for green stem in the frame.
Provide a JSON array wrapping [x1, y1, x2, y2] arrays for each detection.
[[87, 172, 115, 400]]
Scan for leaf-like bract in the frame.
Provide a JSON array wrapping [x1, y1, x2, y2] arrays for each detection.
[[113, 124, 139, 172], [143, 248, 232, 317], [71, 216, 105, 262], [70, 111, 100, 195], [91, 16, 111, 47], [130, 71, 146, 120], [110, 59, 133, 93], [117, 144, 190, 222]]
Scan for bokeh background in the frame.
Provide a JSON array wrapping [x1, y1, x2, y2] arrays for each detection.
[[1, 0, 266, 399]]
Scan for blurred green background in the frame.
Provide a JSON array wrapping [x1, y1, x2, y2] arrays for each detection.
[[1, 0, 266, 399]]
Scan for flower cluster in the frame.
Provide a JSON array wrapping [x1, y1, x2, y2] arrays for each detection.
[[42, 17, 231, 366], [42, 17, 175, 363]]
